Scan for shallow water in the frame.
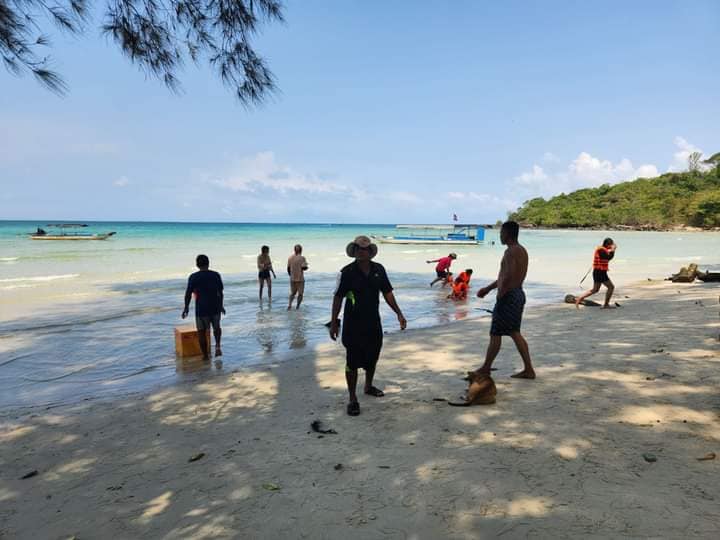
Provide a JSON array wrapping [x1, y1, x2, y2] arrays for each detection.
[[1, 221, 718, 409]]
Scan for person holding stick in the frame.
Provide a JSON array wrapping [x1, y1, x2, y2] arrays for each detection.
[[575, 238, 617, 309]]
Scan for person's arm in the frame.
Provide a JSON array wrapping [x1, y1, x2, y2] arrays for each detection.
[[302, 257, 308, 271], [330, 295, 343, 340], [477, 280, 498, 298], [426, 258, 439, 264], [270, 262, 277, 279], [218, 274, 226, 315], [599, 248, 615, 261], [287, 257, 291, 276], [182, 276, 193, 318], [330, 271, 348, 340], [382, 291, 407, 330]]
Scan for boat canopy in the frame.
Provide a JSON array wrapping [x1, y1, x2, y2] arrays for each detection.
[[46, 224, 89, 228], [396, 224, 484, 230]]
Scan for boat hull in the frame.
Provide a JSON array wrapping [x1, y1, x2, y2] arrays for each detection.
[[30, 233, 116, 240]]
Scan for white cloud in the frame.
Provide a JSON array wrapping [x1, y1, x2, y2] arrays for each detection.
[[543, 152, 560, 163], [113, 176, 129, 187], [212, 151, 358, 196], [668, 136, 703, 172], [514, 152, 659, 198], [515, 165, 548, 186], [445, 191, 518, 212]]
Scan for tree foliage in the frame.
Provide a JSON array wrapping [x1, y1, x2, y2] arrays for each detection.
[[0, 0, 284, 104], [509, 158, 720, 229]]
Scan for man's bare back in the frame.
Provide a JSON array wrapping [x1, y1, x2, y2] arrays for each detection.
[[497, 243, 528, 297]]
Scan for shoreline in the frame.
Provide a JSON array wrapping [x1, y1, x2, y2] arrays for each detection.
[[2, 280, 719, 538]]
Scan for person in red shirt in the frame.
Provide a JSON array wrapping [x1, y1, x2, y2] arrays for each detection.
[[427, 253, 457, 287], [575, 238, 617, 309]]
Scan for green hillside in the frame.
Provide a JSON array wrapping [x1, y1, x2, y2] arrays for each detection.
[[510, 160, 720, 229]]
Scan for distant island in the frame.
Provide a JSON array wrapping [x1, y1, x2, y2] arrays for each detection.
[[510, 153, 720, 230]]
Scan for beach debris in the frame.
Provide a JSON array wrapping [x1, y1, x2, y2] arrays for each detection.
[[20, 470, 38, 479], [310, 420, 337, 434], [188, 452, 205, 462], [564, 294, 600, 307], [433, 398, 447, 402], [378, 465, 391, 469], [334, 463, 343, 471], [614, 302, 621, 307], [697, 453, 716, 461], [651, 348, 664, 353], [667, 263, 700, 283], [262, 482, 281, 491], [106, 485, 123, 491], [642, 453, 658, 463]]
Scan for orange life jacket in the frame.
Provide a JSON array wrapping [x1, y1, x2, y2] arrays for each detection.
[[458, 271, 471, 284], [452, 281, 468, 298], [593, 247, 610, 271]]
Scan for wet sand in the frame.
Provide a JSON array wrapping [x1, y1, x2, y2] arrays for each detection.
[[1, 280, 719, 539]]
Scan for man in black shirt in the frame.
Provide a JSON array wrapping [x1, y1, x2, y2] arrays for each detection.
[[330, 236, 406, 416], [182, 254, 225, 361]]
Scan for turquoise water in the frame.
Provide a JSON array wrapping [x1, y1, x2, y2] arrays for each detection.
[[1, 221, 718, 410]]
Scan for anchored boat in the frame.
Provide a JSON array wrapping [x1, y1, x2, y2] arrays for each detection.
[[30, 224, 117, 240], [372, 224, 485, 245]]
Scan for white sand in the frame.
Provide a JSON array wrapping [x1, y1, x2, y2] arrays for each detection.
[[1, 281, 719, 539]]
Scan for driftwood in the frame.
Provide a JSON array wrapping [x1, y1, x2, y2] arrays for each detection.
[[667, 263, 699, 283], [564, 294, 601, 307]]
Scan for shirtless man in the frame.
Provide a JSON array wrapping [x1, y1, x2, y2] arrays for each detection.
[[474, 221, 536, 379]]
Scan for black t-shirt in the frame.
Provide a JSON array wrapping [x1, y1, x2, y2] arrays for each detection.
[[185, 270, 224, 317], [334, 261, 393, 338]]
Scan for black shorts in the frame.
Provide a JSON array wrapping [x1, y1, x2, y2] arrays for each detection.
[[593, 269, 610, 284], [343, 334, 383, 371], [258, 270, 271, 279], [196, 314, 221, 333], [436, 270, 448, 279], [490, 288, 526, 336]]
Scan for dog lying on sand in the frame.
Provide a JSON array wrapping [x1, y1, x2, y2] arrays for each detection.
[[448, 371, 497, 406]]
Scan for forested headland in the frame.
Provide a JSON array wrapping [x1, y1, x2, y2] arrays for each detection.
[[510, 153, 720, 230]]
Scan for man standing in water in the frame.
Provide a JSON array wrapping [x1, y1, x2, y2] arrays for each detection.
[[287, 244, 308, 310], [330, 235, 407, 416], [474, 221, 536, 379], [575, 238, 617, 309], [182, 254, 225, 361]]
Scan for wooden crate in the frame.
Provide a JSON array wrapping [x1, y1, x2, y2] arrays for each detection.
[[174, 326, 211, 357]]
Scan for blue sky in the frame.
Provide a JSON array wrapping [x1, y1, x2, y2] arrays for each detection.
[[1, 0, 719, 223]]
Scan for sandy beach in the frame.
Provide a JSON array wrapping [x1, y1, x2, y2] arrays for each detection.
[[1, 280, 719, 539]]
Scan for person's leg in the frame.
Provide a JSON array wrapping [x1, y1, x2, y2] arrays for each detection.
[[363, 341, 384, 396], [476, 335, 502, 374], [288, 282, 296, 310], [575, 283, 601, 308], [196, 317, 210, 361], [602, 279, 615, 308], [259, 278, 264, 300], [296, 282, 304, 309], [267, 278, 272, 301], [509, 332, 535, 378], [346, 367, 359, 404], [213, 317, 222, 356]]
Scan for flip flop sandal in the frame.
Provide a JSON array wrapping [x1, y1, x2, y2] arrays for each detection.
[[364, 386, 384, 397], [347, 402, 360, 416]]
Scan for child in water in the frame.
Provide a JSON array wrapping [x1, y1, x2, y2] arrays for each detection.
[[448, 275, 469, 300]]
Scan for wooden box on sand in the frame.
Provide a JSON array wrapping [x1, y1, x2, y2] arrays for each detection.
[[174, 326, 210, 357]]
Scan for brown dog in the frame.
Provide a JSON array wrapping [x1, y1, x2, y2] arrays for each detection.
[[449, 371, 497, 406]]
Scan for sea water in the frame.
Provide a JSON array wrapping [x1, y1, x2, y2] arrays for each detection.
[[1, 221, 718, 409]]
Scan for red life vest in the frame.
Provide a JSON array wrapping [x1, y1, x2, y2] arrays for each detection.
[[458, 271, 471, 284], [593, 247, 610, 270]]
